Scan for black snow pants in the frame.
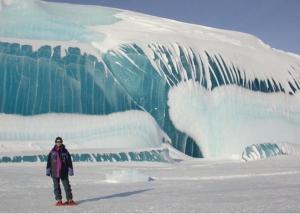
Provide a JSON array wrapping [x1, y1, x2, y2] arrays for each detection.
[[52, 177, 73, 201]]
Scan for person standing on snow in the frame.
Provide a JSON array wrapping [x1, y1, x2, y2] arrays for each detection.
[[46, 137, 76, 206]]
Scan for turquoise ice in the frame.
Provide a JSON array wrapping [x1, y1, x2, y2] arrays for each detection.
[[0, 0, 300, 158], [0, 0, 120, 42]]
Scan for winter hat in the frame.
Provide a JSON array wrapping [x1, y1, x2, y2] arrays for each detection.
[[55, 137, 63, 143]]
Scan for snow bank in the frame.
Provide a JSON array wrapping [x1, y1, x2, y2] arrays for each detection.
[[105, 169, 152, 183], [162, 142, 193, 161]]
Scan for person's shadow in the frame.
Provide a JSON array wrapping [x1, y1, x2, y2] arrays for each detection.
[[77, 188, 153, 205]]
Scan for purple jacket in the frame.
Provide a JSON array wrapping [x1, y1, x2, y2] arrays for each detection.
[[46, 145, 73, 178]]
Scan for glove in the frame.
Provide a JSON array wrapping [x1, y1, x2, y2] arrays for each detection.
[[68, 168, 74, 176], [46, 168, 51, 176]]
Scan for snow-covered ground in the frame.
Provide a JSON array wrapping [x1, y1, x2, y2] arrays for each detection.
[[1, 155, 300, 213]]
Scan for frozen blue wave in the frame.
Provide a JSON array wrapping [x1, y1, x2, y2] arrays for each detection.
[[1, 41, 300, 157], [242, 143, 286, 161], [242, 142, 300, 161], [0, 148, 170, 163]]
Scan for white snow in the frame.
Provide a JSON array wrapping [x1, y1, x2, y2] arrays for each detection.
[[105, 169, 152, 183], [0, 0, 13, 9], [0, 36, 103, 59], [278, 142, 300, 155], [0, 155, 299, 212], [168, 80, 300, 158], [1, 0, 299, 93], [0, 110, 167, 152]]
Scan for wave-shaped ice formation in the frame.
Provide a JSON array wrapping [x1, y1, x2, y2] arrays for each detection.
[[0, 0, 300, 158], [168, 81, 300, 158], [242, 143, 300, 161], [0, 148, 170, 163]]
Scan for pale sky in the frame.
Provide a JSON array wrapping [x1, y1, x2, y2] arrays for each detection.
[[46, 0, 300, 55]]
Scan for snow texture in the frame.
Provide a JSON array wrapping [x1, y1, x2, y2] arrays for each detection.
[[0, 156, 300, 212], [0, 110, 167, 152], [105, 169, 152, 183]]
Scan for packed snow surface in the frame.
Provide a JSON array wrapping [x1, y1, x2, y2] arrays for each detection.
[[0, 156, 300, 212], [105, 169, 152, 183]]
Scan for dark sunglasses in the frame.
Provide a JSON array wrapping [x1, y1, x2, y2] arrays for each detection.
[[55, 141, 62, 143]]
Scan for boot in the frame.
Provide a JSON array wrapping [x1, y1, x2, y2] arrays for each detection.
[[55, 200, 64, 206], [64, 199, 77, 206]]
